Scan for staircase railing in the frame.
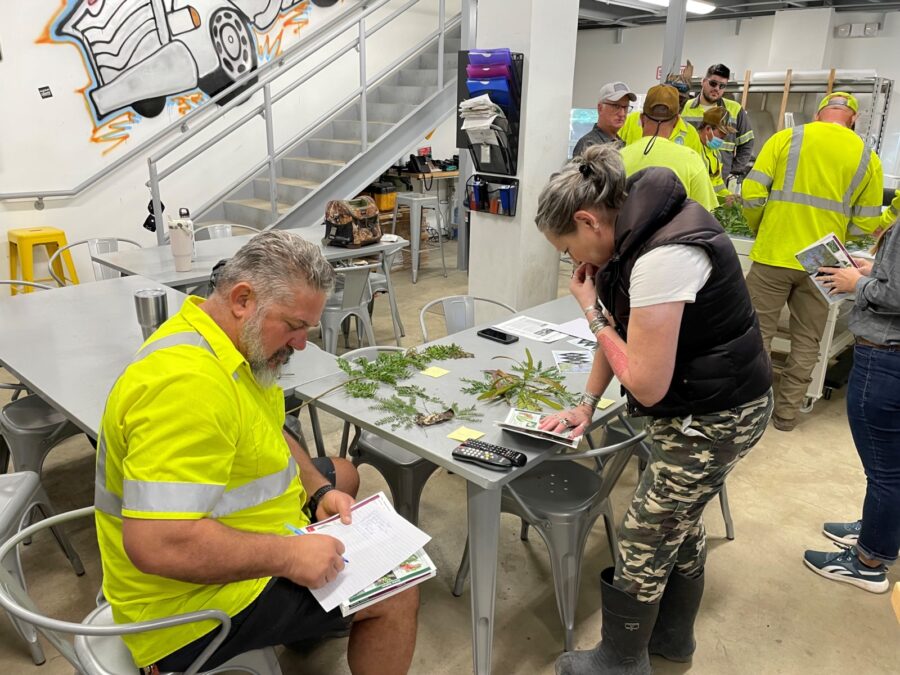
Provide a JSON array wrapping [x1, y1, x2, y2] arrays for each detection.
[[0, 0, 406, 208], [145, 0, 458, 243]]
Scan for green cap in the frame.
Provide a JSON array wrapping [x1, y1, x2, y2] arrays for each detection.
[[817, 92, 859, 113]]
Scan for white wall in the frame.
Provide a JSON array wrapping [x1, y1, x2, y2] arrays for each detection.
[[574, 9, 900, 176], [0, 0, 459, 279]]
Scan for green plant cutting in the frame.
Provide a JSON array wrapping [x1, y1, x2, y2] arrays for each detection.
[[460, 348, 579, 412], [372, 385, 482, 431]]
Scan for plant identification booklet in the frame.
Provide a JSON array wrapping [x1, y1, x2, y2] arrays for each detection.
[[299, 492, 432, 612], [795, 233, 859, 304], [494, 316, 567, 343], [496, 408, 581, 449], [552, 350, 594, 374], [340, 549, 437, 616]]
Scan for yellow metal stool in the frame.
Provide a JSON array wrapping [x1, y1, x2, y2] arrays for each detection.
[[7, 227, 79, 294]]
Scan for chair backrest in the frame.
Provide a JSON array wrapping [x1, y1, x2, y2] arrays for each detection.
[[48, 238, 142, 285], [419, 295, 516, 342], [332, 263, 381, 311], [0, 280, 52, 292], [194, 223, 260, 241], [0, 506, 232, 675]]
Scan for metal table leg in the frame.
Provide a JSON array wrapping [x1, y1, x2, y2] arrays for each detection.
[[467, 482, 501, 675]]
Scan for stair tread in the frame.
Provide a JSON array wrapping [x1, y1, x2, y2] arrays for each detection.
[[310, 138, 362, 145], [285, 156, 347, 166], [275, 177, 320, 189], [226, 198, 292, 213]]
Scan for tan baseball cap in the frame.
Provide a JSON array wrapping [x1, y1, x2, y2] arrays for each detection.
[[702, 107, 737, 134], [643, 85, 680, 122]]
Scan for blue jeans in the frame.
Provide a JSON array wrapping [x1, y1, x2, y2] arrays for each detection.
[[847, 345, 900, 566]]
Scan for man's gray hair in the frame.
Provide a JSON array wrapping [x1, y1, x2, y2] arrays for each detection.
[[535, 144, 627, 236], [214, 230, 335, 303]]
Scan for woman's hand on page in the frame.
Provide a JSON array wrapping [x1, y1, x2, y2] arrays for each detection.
[[818, 266, 863, 294]]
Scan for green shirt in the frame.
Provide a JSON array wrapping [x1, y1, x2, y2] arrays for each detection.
[[620, 137, 718, 211]]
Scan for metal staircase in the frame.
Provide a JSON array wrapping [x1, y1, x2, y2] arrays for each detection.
[[196, 29, 460, 231]]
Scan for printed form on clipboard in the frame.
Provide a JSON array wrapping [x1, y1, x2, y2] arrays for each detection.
[[295, 492, 434, 613]]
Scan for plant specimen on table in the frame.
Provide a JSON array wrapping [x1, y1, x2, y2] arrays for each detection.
[[372, 385, 482, 431], [460, 348, 579, 412], [336, 344, 473, 398], [713, 203, 753, 238]]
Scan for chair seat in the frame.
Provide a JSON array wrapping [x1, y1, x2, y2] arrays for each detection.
[[0, 472, 40, 538], [1, 396, 68, 432], [75, 604, 140, 675], [357, 431, 430, 467], [505, 462, 602, 516]]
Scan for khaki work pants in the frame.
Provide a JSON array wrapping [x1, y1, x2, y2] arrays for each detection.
[[745, 262, 829, 420]]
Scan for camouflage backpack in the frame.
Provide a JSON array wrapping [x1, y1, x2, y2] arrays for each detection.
[[323, 196, 382, 248]]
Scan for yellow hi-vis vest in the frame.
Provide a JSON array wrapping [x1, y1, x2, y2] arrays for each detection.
[[620, 136, 718, 212], [700, 142, 730, 199], [95, 296, 306, 667], [681, 97, 751, 154], [618, 110, 704, 158], [743, 121, 884, 270]]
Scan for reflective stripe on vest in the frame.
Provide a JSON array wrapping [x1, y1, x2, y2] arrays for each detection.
[[746, 169, 773, 188], [95, 331, 296, 520], [737, 130, 754, 145], [761, 126, 874, 218]]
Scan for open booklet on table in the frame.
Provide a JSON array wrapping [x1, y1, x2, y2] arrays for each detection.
[[293, 492, 435, 615], [795, 232, 860, 304], [495, 408, 581, 449]]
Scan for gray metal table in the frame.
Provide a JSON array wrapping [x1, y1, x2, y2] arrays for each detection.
[[0, 276, 342, 438], [291, 295, 631, 674]]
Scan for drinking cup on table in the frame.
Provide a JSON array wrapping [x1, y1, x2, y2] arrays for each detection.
[[169, 221, 194, 272], [134, 288, 168, 341]]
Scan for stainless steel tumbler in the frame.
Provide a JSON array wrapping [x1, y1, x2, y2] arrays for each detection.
[[134, 288, 168, 340]]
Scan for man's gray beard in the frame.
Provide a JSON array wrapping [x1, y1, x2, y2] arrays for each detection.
[[240, 310, 282, 388]]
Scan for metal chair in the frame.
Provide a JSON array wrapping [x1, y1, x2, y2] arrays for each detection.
[[418, 295, 516, 342], [0, 471, 84, 665], [453, 422, 648, 652], [0, 393, 83, 477], [368, 243, 407, 346], [193, 224, 260, 240], [0, 282, 53, 404], [0, 506, 282, 675], [48, 238, 142, 286], [336, 347, 440, 525], [321, 263, 380, 354]]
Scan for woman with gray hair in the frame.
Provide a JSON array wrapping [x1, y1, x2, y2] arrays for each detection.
[[536, 144, 772, 674]]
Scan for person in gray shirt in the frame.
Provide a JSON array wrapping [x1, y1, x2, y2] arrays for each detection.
[[573, 81, 635, 157], [803, 222, 900, 594]]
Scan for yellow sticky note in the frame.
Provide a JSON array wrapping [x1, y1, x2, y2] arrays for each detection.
[[448, 427, 484, 442], [598, 398, 616, 410], [421, 366, 449, 378]]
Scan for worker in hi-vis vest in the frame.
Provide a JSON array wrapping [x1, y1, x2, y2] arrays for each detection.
[[682, 63, 755, 179], [742, 92, 884, 432]]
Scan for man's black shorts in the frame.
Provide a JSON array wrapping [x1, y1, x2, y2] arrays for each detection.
[[154, 457, 349, 672]]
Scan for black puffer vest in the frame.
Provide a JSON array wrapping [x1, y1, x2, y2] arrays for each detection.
[[596, 167, 772, 418]]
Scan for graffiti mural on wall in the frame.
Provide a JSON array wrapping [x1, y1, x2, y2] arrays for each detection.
[[39, 0, 340, 152]]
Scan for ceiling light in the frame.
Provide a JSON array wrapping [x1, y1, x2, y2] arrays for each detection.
[[642, 0, 717, 15]]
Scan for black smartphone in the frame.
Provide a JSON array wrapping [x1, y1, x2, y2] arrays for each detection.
[[477, 327, 519, 344]]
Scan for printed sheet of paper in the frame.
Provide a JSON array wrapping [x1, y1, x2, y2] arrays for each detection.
[[553, 350, 594, 374], [493, 316, 567, 343], [495, 408, 580, 449], [305, 493, 431, 611], [552, 317, 596, 342]]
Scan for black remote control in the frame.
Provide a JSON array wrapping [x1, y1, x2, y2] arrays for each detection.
[[452, 445, 513, 471], [462, 439, 527, 467]]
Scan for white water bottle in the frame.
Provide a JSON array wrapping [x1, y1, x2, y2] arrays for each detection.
[[168, 211, 194, 272]]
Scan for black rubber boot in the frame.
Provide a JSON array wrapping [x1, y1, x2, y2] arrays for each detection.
[[648, 569, 705, 663], [555, 567, 658, 675]]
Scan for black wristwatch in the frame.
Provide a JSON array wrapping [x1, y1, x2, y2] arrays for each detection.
[[307, 484, 335, 516]]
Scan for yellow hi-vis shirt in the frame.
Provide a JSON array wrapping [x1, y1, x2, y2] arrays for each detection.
[[620, 136, 718, 211], [618, 110, 704, 158], [701, 142, 730, 199], [95, 296, 306, 667], [743, 121, 884, 270]]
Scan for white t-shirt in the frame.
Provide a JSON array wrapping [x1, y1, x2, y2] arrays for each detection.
[[628, 245, 713, 308]]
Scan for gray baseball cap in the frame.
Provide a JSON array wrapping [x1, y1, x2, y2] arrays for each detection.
[[598, 81, 637, 104]]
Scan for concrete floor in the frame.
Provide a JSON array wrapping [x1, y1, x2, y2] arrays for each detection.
[[1, 240, 897, 674]]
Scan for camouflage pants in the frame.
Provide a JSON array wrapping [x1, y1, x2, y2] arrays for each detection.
[[613, 389, 773, 603]]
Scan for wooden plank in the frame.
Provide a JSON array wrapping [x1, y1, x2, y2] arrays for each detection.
[[826, 68, 836, 96], [741, 69, 751, 109], [777, 69, 793, 131]]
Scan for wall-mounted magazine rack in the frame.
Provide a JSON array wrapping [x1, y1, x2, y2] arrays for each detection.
[[456, 48, 524, 177], [464, 174, 519, 217]]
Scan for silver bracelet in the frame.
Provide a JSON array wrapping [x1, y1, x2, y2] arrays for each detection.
[[579, 392, 601, 409], [589, 315, 609, 335]]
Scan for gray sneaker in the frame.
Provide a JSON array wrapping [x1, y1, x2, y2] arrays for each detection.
[[822, 520, 862, 546], [803, 547, 889, 594]]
